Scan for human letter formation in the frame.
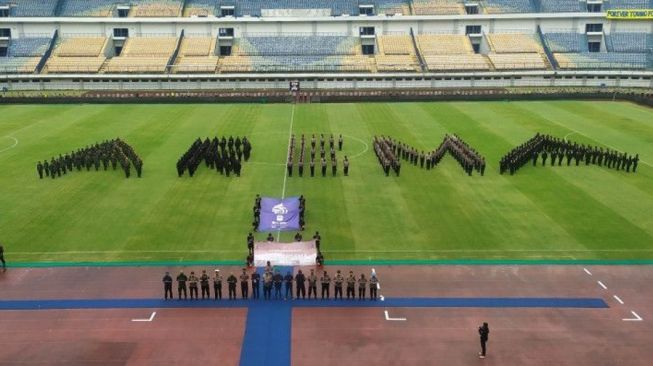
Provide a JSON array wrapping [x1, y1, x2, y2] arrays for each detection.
[[287, 133, 349, 178], [37, 138, 142, 180], [176, 136, 252, 177], [499, 133, 639, 175], [164, 268, 379, 301]]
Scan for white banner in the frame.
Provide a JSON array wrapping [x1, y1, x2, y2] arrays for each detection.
[[254, 240, 317, 266]]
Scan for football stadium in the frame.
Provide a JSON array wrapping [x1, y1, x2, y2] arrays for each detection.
[[0, 1, 652, 365]]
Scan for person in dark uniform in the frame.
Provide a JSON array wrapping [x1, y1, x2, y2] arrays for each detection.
[[633, 154, 639, 173], [227, 272, 238, 300], [479, 322, 490, 359], [338, 134, 343, 151], [37, 162, 44, 179], [369, 274, 379, 300], [213, 269, 223, 300], [273, 270, 283, 299], [343, 156, 349, 176], [294, 232, 302, 242], [200, 270, 210, 299], [310, 159, 315, 177], [358, 273, 367, 300], [308, 269, 318, 299], [251, 270, 260, 299], [295, 270, 306, 299], [298, 160, 304, 177], [541, 150, 548, 166], [287, 159, 293, 177], [267, 233, 274, 242], [331, 158, 337, 177], [321, 158, 327, 177], [284, 271, 294, 300], [346, 271, 356, 299], [263, 271, 273, 300], [334, 270, 344, 299], [247, 232, 254, 256], [0, 244, 5, 272], [240, 268, 250, 299], [162, 271, 173, 300], [188, 271, 199, 300], [320, 271, 331, 299], [176, 270, 188, 300]]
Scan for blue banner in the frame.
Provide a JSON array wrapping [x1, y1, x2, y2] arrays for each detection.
[[257, 197, 301, 232]]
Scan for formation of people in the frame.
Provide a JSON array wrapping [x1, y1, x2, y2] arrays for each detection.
[[37, 138, 142, 179], [373, 135, 486, 177], [286, 134, 349, 177], [499, 133, 639, 175], [163, 265, 379, 301], [176, 136, 251, 177]]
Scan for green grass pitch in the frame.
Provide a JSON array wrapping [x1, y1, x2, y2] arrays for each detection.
[[0, 100, 652, 263]]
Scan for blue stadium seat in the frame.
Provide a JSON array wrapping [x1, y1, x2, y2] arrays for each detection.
[[2, 0, 58, 16], [240, 35, 359, 56], [606, 33, 653, 53], [7, 37, 51, 57], [483, 0, 535, 14], [605, 0, 653, 9], [539, 0, 584, 12], [543, 32, 589, 53]]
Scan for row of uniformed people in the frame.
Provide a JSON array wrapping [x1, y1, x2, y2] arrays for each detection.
[[162, 268, 379, 300]]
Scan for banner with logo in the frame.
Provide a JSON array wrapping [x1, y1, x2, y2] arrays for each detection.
[[254, 240, 317, 266], [606, 9, 653, 19], [257, 197, 301, 232]]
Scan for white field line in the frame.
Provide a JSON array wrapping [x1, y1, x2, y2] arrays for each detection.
[[277, 104, 295, 242], [11, 249, 245, 255], [131, 311, 156, 322], [342, 134, 369, 159], [583, 268, 592, 276], [0, 136, 18, 153], [384, 310, 406, 321], [613, 295, 624, 305], [563, 132, 575, 142], [597, 281, 608, 290], [622, 311, 643, 322]]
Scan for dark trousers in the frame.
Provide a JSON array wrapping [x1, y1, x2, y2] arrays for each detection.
[[252, 283, 260, 299], [296, 285, 306, 299], [285, 284, 293, 299], [358, 287, 366, 299], [241, 283, 249, 299], [309, 285, 317, 299], [178, 285, 187, 299], [321, 284, 330, 299], [164, 284, 173, 300], [346, 287, 355, 299], [480, 339, 487, 356], [201, 285, 210, 299], [334, 285, 343, 299], [264, 285, 272, 299], [190, 286, 198, 299], [370, 286, 377, 300], [229, 285, 236, 299], [214, 284, 222, 299], [274, 285, 282, 299]]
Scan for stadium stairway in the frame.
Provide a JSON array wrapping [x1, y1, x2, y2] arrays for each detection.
[[410, 28, 427, 73], [36, 31, 58, 74], [53, 0, 65, 16], [167, 30, 185, 73], [537, 26, 558, 70]]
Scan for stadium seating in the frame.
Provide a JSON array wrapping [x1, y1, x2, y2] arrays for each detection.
[[422, 54, 491, 71], [376, 35, 419, 71], [0, 37, 51, 73], [58, 0, 116, 17], [46, 37, 108, 73], [237, 35, 359, 56], [417, 34, 474, 55], [542, 32, 589, 53], [173, 36, 219, 73], [412, 0, 465, 15], [369, 0, 410, 15], [487, 33, 543, 53], [539, 0, 584, 13], [234, 0, 357, 17], [604, 0, 653, 9], [2, 0, 57, 17], [555, 52, 649, 69], [131, 0, 183, 17], [184, 0, 217, 17], [482, 0, 535, 14], [606, 33, 653, 53], [103, 36, 178, 73], [488, 53, 548, 69]]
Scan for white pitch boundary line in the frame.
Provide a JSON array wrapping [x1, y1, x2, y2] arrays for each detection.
[[583, 268, 592, 276], [277, 104, 295, 242], [341, 134, 369, 160], [597, 281, 608, 290], [0, 136, 18, 153], [613, 295, 624, 305], [384, 310, 406, 321], [622, 311, 643, 322], [131, 311, 156, 322], [563, 132, 575, 142]]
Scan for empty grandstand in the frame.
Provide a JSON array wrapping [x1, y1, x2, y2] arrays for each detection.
[[412, 0, 465, 15], [173, 36, 220, 73], [0, 36, 52, 73], [103, 36, 178, 73], [376, 35, 420, 72], [45, 37, 108, 73], [416, 34, 490, 71], [486, 33, 548, 70]]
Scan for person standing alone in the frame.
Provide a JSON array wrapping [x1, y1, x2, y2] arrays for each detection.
[[478, 322, 490, 359]]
